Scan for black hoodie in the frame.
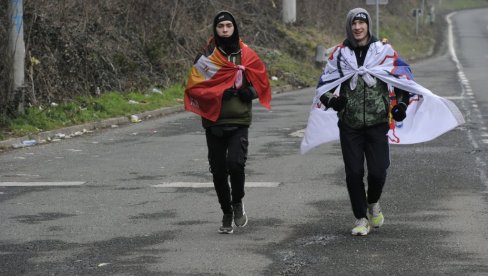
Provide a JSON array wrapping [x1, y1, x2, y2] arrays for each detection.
[[213, 11, 240, 55]]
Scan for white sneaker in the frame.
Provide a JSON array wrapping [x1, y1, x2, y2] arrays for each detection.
[[351, 217, 370, 236]]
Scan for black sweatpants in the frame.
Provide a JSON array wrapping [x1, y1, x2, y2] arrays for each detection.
[[205, 126, 249, 214], [339, 122, 390, 219]]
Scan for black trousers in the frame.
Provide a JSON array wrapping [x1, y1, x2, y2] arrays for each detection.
[[205, 126, 249, 214], [339, 122, 390, 219]]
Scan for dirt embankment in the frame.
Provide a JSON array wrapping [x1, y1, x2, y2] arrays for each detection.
[[0, 0, 428, 112]]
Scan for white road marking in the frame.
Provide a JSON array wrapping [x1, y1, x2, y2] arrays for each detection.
[[14, 173, 41, 177], [0, 182, 86, 187], [443, 96, 465, 100], [153, 182, 281, 188], [447, 12, 488, 192], [290, 130, 304, 138]]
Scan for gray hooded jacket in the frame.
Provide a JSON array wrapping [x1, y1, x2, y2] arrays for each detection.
[[321, 8, 408, 129], [345, 8, 374, 49]]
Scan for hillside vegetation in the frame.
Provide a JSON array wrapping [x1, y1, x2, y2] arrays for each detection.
[[0, 0, 487, 140]]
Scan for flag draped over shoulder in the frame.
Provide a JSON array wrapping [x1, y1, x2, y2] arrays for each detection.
[[184, 40, 272, 122], [300, 41, 465, 154]]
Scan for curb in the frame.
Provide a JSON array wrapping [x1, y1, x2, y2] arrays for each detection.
[[0, 105, 184, 151], [0, 86, 295, 151]]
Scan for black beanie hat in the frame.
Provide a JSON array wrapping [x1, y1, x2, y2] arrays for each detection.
[[215, 12, 235, 25], [213, 11, 240, 54], [353, 12, 369, 24]]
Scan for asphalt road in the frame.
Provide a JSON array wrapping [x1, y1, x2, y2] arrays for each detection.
[[1, 8, 488, 276]]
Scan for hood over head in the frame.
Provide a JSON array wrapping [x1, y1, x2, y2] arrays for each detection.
[[345, 7, 373, 48]]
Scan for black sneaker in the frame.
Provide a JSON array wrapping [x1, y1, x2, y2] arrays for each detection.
[[233, 202, 248, 227], [218, 214, 234, 234]]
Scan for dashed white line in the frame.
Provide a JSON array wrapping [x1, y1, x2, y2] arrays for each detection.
[[443, 96, 465, 100], [153, 182, 281, 188], [447, 12, 488, 192], [0, 182, 86, 187]]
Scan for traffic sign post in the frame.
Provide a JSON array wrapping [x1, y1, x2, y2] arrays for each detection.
[[412, 8, 422, 36], [366, 0, 388, 39]]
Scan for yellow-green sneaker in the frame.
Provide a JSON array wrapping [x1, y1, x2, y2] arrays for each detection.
[[351, 218, 370, 236], [368, 202, 384, 228]]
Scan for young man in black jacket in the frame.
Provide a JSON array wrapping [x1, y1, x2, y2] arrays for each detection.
[[185, 11, 271, 234]]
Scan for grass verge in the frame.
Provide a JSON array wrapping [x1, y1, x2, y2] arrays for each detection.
[[0, 85, 184, 140]]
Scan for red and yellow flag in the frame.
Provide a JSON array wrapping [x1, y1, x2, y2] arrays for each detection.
[[184, 41, 271, 122]]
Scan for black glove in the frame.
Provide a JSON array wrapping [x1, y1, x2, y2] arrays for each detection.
[[237, 87, 254, 103], [320, 94, 347, 112], [391, 103, 407, 121], [319, 93, 329, 106], [222, 88, 237, 101]]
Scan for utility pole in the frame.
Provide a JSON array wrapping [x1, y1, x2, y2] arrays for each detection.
[[282, 0, 296, 24], [375, 0, 379, 38], [9, 0, 26, 113]]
